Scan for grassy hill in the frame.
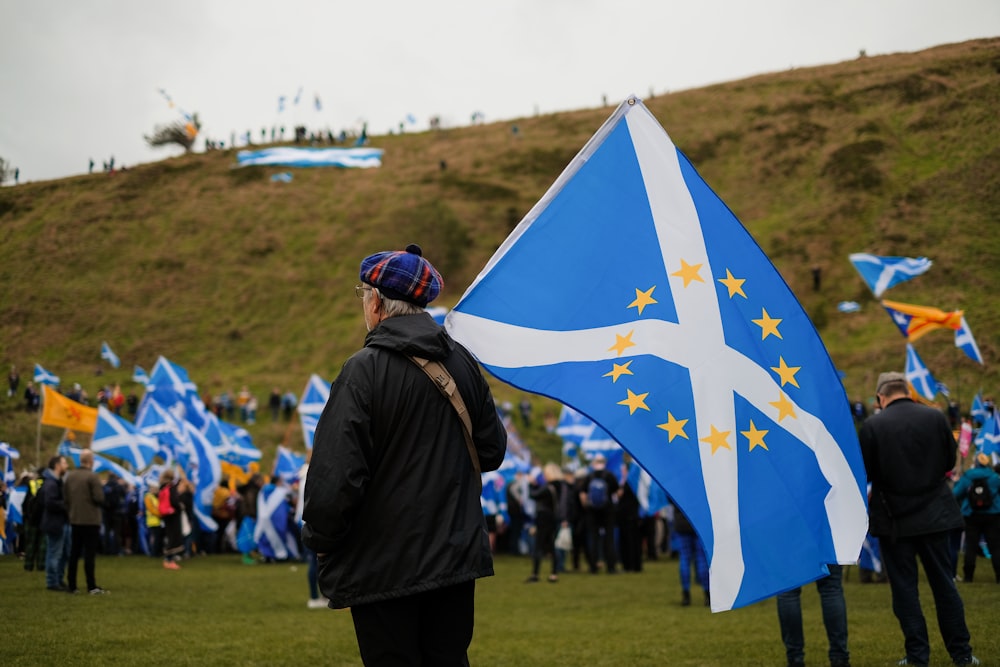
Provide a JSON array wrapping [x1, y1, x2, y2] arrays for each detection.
[[2, 38, 998, 468]]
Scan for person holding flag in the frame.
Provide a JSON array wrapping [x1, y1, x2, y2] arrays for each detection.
[[302, 244, 507, 665]]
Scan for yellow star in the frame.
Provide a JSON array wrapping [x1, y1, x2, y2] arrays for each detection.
[[752, 308, 783, 340], [656, 412, 689, 442], [603, 361, 634, 383], [618, 389, 651, 415], [608, 330, 636, 357], [769, 392, 797, 422], [628, 286, 658, 316], [770, 356, 801, 388], [670, 258, 705, 288], [717, 269, 747, 299], [741, 420, 769, 452], [700, 424, 732, 455]]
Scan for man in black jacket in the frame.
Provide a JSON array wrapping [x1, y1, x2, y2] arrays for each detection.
[[303, 244, 507, 666], [859, 372, 978, 667], [39, 455, 70, 591]]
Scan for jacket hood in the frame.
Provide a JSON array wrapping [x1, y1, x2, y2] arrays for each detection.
[[42, 468, 60, 482], [365, 312, 454, 360]]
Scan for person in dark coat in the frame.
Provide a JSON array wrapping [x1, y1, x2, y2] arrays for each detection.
[[952, 452, 1000, 583], [303, 244, 506, 666], [526, 463, 572, 583], [859, 371, 978, 667], [39, 455, 70, 591]]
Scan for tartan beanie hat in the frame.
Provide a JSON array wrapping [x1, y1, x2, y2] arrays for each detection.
[[360, 244, 443, 307]]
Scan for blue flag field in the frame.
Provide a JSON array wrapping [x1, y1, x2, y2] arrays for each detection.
[[446, 97, 868, 611]]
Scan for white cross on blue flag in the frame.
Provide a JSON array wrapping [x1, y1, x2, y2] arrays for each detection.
[[446, 97, 868, 611]]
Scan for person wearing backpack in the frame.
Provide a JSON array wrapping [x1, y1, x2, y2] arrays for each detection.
[[952, 453, 1000, 583], [578, 453, 620, 574]]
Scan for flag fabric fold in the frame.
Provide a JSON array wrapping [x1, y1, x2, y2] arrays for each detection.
[[41, 385, 98, 433], [91, 405, 159, 470], [132, 366, 151, 386], [971, 393, 988, 426], [881, 299, 964, 342], [848, 254, 932, 298], [445, 97, 868, 611], [101, 341, 121, 369], [905, 344, 938, 402], [954, 316, 983, 365]]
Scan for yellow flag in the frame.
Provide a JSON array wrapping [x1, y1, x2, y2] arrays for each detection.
[[41, 385, 98, 433], [881, 299, 964, 342]]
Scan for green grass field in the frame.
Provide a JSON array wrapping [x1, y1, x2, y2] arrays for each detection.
[[3, 551, 997, 666]]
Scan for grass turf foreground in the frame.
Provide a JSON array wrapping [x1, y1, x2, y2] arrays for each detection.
[[2, 552, 998, 666]]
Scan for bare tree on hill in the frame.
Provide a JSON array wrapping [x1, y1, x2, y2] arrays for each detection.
[[145, 113, 202, 152]]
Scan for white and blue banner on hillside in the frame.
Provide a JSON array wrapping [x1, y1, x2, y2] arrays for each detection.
[[92, 405, 160, 470], [905, 344, 938, 402], [954, 315, 983, 365], [236, 147, 384, 169], [848, 253, 932, 298], [33, 364, 60, 386], [445, 97, 868, 611], [101, 341, 121, 369]]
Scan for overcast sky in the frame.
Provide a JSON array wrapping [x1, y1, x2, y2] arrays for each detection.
[[2, 0, 998, 183]]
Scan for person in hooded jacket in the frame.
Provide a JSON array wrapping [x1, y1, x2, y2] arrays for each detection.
[[952, 452, 1000, 583], [303, 244, 506, 667]]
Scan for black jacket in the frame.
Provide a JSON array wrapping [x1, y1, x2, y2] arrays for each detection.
[[302, 313, 507, 608], [859, 398, 963, 538], [39, 468, 68, 536]]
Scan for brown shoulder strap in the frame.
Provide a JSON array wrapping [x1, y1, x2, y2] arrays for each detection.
[[409, 355, 481, 476]]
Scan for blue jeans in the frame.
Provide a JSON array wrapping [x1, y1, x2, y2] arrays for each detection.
[[776, 564, 849, 665], [44, 525, 71, 589], [881, 531, 972, 665], [676, 532, 708, 591], [305, 547, 320, 599]]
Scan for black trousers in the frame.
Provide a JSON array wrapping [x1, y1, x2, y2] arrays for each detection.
[[962, 512, 1000, 582], [351, 580, 475, 666], [68, 524, 100, 592]]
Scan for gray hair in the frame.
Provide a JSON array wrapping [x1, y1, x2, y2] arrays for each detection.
[[373, 288, 424, 319]]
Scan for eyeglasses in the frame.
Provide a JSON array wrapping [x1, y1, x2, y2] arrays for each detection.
[[355, 284, 373, 299]]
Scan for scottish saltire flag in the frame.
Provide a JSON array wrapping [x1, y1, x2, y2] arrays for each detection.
[[836, 301, 861, 313], [556, 405, 597, 447], [626, 461, 669, 518], [92, 405, 160, 470], [273, 446, 306, 483], [58, 444, 139, 487], [936, 382, 950, 398], [480, 471, 509, 524], [236, 147, 384, 169], [445, 97, 868, 611], [213, 417, 261, 467], [1, 443, 17, 488], [7, 484, 25, 526], [132, 366, 151, 386], [881, 300, 964, 342], [181, 421, 221, 532], [300, 413, 319, 450], [254, 482, 300, 560], [135, 396, 187, 465], [101, 341, 121, 369], [954, 316, 983, 365], [427, 306, 449, 325], [298, 374, 330, 449], [580, 426, 625, 473], [33, 364, 60, 386], [0, 442, 19, 463], [905, 344, 938, 401], [971, 392, 988, 426], [148, 356, 208, 428], [848, 254, 932, 298], [976, 414, 1000, 456], [858, 534, 882, 574]]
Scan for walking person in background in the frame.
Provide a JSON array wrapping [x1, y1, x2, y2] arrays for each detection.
[[526, 462, 570, 583], [64, 449, 107, 595], [859, 372, 979, 666], [158, 470, 184, 569]]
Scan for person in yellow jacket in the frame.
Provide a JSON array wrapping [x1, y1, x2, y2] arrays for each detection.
[[145, 483, 163, 557]]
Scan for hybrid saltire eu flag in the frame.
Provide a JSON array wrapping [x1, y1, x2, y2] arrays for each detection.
[[905, 344, 938, 402], [445, 97, 868, 611], [101, 341, 121, 369], [848, 254, 932, 298], [91, 405, 159, 470], [881, 300, 963, 342], [41, 385, 98, 433], [954, 316, 983, 365], [33, 364, 60, 386]]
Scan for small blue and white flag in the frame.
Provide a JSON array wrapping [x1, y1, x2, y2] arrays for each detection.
[[905, 344, 938, 401], [954, 316, 983, 365], [33, 364, 60, 386], [836, 301, 861, 313], [626, 461, 669, 518], [58, 444, 140, 487], [971, 393, 988, 426], [101, 341, 121, 369], [236, 147, 384, 169], [132, 366, 151, 386], [976, 414, 1000, 456], [92, 405, 160, 470], [579, 426, 625, 474], [445, 97, 868, 611], [936, 382, 950, 398], [848, 253, 932, 298], [277, 95, 286, 113], [273, 445, 306, 483], [298, 374, 330, 417]]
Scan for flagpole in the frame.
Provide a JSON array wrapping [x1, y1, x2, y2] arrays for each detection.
[[36, 389, 43, 468]]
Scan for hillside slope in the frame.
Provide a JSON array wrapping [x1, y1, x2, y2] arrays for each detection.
[[2, 38, 998, 462]]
